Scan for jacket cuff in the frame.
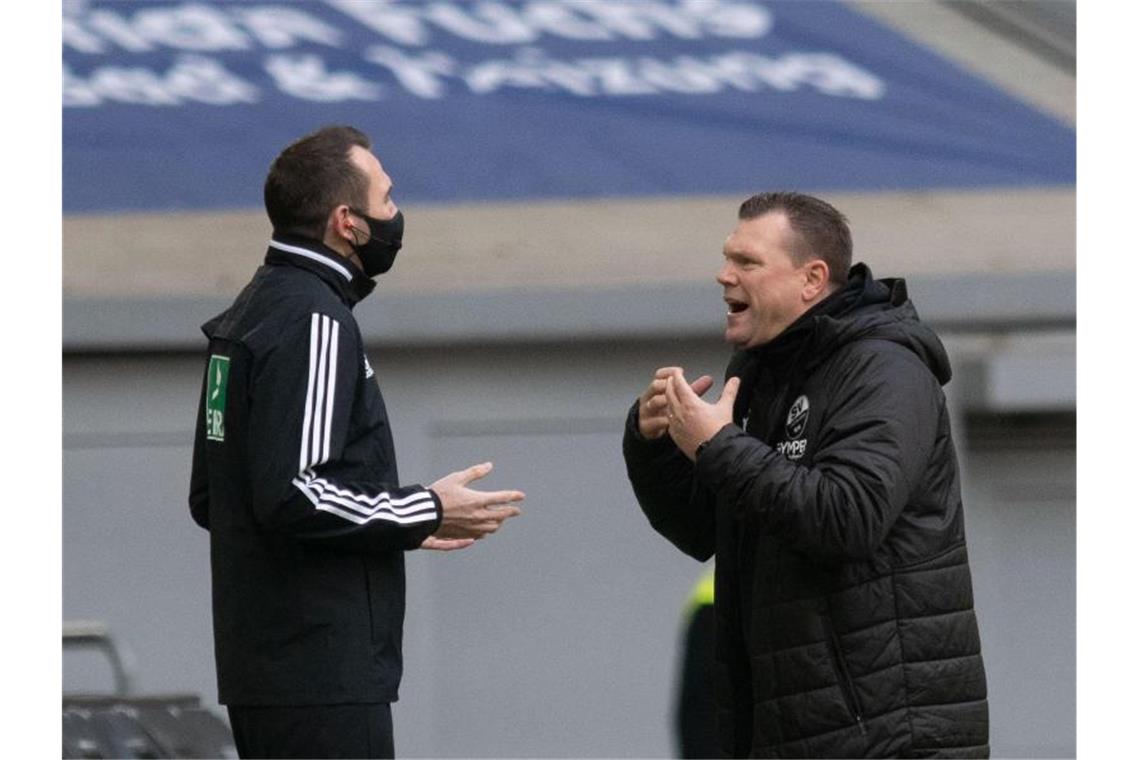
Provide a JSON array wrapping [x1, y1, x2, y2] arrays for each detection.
[[425, 487, 444, 535], [693, 424, 756, 490]]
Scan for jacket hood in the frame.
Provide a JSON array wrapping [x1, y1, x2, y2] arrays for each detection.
[[814, 263, 952, 384], [726, 262, 952, 392]]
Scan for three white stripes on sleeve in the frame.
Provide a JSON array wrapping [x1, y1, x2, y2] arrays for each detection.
[[291, 313, 437, 526]]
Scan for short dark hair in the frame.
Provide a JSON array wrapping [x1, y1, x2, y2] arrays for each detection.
[[738, 192, 852, 286], [264, 125, 372, 239]]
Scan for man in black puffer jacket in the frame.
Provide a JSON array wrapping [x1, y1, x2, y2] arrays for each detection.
[[623, 192, 988, 758]]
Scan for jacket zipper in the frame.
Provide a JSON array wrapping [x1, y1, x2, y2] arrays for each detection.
[[826, 620, 867, 735]]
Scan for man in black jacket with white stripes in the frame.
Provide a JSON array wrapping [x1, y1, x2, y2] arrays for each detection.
[[189, 125, 524, 759], [623, 193, 988, 758]]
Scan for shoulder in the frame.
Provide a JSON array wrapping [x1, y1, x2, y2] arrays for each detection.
[[238, 270, 358, 353], [815, 339, 943, 417], [829, 338, 936, 385]]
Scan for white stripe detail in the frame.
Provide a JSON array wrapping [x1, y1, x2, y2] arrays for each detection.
[[311, 316, 330, 468], [269, 239, 353, 281], [301, 474, 436, 515], [321, 320, 339, 465], [298, 314, 341, 473], [289, 313, 437, 529], [298, 314, 320, 473], [292, 471, 438, 526], [315, 502, 438, 526]]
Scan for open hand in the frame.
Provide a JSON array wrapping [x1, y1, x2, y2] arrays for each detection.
[[428, 462, 524, 542]]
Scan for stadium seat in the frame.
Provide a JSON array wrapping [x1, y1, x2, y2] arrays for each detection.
[[62, 698, 236, 759]]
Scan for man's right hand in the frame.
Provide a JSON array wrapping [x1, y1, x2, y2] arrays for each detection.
[[428, 462, 524, 541], [637, 367, 714, 440]]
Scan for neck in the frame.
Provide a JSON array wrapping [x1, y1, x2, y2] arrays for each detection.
[[322, 232, 363, 270]]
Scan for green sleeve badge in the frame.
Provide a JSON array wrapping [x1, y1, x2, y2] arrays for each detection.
[[205, 355, 230, 442]]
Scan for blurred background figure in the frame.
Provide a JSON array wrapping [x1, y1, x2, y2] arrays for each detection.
[[64, 2, 1074, 757], [676, 566, 720, 759]]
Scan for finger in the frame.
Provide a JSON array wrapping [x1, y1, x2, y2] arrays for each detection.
[[718, 376, 741, 407], [481, 504, 523, 519], [664, 375, 681, 413], [471, 489, 526, 506], [654, 366, 682, 379], [434, 538, 475, 551], [641, 378, 667, 403], [459, 461, 493, 486], [670, 372, 703, 405], [690, 375, 714, 398], [645, 394, 669, 413], [420, 536, 475, 551]]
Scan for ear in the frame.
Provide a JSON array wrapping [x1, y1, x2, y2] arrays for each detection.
[[802, 259, 830, 301], [325, 204, 357, 244]]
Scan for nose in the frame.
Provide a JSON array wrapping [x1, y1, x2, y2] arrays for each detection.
[[716, 261, 736, 286]]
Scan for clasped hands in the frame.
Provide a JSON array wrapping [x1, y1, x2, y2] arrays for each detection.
[[638, 367, 740, 460]]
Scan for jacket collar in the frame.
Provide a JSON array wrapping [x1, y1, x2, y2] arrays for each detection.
[[265, 233, 376, 306]]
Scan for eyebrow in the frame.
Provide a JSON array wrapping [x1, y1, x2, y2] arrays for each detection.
[[724, 249, 756, 260]]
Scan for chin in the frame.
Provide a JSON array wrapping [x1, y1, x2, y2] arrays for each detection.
[[743, 335, 773, 349], [724, 329, 748, 347]]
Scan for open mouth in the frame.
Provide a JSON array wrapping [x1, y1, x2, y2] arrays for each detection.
[[725, 298, 749, 315]]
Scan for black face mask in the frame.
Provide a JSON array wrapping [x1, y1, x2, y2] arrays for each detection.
[[348, 208, 404, 277]]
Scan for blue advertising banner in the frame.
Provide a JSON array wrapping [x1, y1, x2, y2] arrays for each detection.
[[63, 0, 1075, 214]]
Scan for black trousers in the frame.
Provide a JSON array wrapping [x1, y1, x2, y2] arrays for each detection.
[[227, 703, 394, 759]]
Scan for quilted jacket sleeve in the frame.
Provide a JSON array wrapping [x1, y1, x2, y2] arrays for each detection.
[[622, 401, 716, 561]]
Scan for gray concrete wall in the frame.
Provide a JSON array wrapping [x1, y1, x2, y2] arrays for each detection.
[[63, 338, 1075, 757]]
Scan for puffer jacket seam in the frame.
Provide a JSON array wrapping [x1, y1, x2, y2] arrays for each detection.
[[751, 605, 977, 661], [758, 546, 966, 606], [907, 696, 988, 711], [906, 651, 984, 667], [756, 705, 910, 750], [891, 569, 918, 755], [890, 540, 968, 572], [758, 662, 904, 703], [753, 543, 971, 612], [836, 608, 972, 640], [915, 746, 991, 756], [900, 607, 978, 625], [759, 578, 890, 611], [759, 601, 974, 652], [829, 616, 895, 640], [911, 741, 991, 753], [756, 678, 851, 705], [758, 664, 973, 717]]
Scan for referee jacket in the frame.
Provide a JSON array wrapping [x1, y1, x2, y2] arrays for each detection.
[[189, 233, 442, 706]]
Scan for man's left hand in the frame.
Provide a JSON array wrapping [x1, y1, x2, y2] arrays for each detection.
[[665, 370, 740, 460]]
